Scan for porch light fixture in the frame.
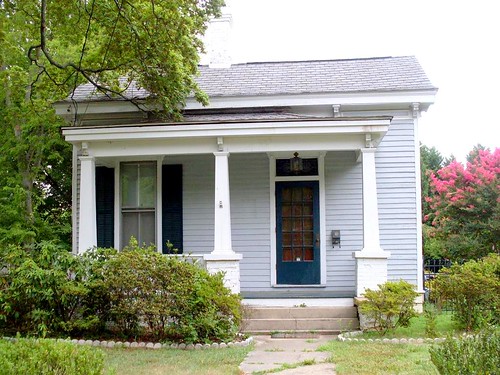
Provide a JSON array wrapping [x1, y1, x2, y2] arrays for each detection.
[[290, 152, 303, 174]]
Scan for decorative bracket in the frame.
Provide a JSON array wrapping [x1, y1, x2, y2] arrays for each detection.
[[411, 103, 420, 119], [332, 104, 341, 118], [81, 142, 89, 156], [365, 134, 374, 148], [217, 136, 224, 151]]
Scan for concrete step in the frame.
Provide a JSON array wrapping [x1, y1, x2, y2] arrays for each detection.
[[244, 306, 357, 319], [242, 306, 359, 334]]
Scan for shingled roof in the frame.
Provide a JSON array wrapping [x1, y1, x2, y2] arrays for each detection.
[[68, 56, 435, 102]]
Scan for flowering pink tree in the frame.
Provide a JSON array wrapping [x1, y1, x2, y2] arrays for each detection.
[[425, 147, 499, 260]]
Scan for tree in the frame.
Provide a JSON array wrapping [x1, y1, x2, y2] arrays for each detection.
[[420, 144, 445, 217], [0, 0, 223, 248], [420, 144, 446, 258], [425, 147, 500, 260]]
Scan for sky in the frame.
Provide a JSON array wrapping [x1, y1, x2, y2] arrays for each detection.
[[221, 0, 499, 162]]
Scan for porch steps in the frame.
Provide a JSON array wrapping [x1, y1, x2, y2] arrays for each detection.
[[242, 306, 359, 335]]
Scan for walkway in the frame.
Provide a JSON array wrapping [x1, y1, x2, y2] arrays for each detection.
[[239, 335, 336, 374]]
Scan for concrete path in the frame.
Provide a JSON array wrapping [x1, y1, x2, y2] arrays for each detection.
[[239, 335, 336, 374]]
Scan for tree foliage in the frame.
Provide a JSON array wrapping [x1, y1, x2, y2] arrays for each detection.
[[424, 147, 499, 260], [1, 0, 223, 248]]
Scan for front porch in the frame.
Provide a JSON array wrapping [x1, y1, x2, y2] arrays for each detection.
[[63, 116, 393, 298]]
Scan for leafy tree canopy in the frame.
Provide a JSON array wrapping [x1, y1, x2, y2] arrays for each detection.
[[0, 0, 223, 249], [424, 146, 499, 260]]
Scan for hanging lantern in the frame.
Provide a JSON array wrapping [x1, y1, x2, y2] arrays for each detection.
[[290, 152, 303, 174]]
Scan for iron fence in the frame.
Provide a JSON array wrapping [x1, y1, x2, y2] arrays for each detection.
[[423, 258, 452, 308]]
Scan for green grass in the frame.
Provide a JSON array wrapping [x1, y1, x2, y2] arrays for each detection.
[[358, 313, 458, 339], [103, 346, 252, 375], [318, 341, 438, 375]]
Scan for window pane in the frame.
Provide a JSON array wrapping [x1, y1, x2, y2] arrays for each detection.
[[122, 212, 138, 246], [140, 212, 156, 245], [121, 164, 138, 207], [139, 164, 156, 208]]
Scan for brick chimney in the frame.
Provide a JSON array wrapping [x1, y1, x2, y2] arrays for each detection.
[[201, 2, 232, 68]]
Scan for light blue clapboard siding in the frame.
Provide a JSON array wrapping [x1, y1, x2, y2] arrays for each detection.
[[229, 153, 271, 291], [376, 119, 418, 284], [166, 155, 215, 255], [324, 151, 362, 295]]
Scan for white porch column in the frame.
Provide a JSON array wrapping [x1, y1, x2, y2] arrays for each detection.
[[204, 151, 242, 294], [78, 155, 97, 254], [354, 148, 390, 296]]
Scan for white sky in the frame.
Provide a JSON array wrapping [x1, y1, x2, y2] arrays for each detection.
[[224, 0, 499, 161]]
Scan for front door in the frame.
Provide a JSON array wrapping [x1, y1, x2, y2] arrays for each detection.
[[276, 181, 320, 285]]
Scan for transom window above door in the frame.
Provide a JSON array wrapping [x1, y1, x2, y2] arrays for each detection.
[[276, 157, 318, 177], [120, 162, 156, 247]]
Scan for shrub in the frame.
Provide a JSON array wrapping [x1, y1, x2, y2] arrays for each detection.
[[359, 280, 419, 335], [0, 242, 100, 337], [429, 326, 500, 374], [433, 254, 499, 331], [424, 303, 438, 338], [101, 239, 242, 343], [0, 338, 104, 375]]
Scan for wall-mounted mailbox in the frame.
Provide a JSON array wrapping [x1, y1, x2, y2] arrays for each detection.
[[332, 230, 341, 248]]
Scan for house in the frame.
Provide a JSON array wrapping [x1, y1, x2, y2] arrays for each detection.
[[56, 53, 436, 310]]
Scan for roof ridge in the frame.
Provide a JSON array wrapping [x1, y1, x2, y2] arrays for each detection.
[[199, 55, 416, 67]]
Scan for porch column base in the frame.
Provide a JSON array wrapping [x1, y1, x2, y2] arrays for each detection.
[[204, 253, 243, 294], [353, 250, 390, 297]]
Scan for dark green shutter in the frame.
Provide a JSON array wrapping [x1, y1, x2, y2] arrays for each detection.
[[162, 165, 183, 254], [95, 166, 114, 248]]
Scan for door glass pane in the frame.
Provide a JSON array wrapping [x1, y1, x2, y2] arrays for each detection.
[[282, 204, 292, 217], [292, 204, 302, 216], [282, 233, 292, 246], [303, 204, 313, 215], [293, 248, 302, 261], [303, 187, 313, 201], [282, 188, 292, 202], [292, 233, 303, 246], [292, 188, 302, 201], [304, 247, 314, 261], [283, 218, 292, 231], [303, 217, 313, 230], [283, 248, 293, 262], [304, 232, 313, 246]]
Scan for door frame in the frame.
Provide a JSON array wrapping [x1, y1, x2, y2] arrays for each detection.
[[269, 152, 327, 287]]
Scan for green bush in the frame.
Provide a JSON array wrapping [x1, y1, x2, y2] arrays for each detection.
[[0, 242, 102, 337], [359, 280, 419, 335], [429, 326, 500, 374], [102, 239, 242, 343], [0, 338, 104, 375], [433, 254, 499, 331], [0, 240, 242, 343]]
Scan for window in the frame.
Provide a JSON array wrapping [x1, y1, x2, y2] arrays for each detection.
[[121, 162, 156, 246]]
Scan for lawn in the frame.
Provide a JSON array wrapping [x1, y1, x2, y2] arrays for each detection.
[[103, 346, 252, 375], [356, 312, 457, 339], [319, 341, 438, 375]]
